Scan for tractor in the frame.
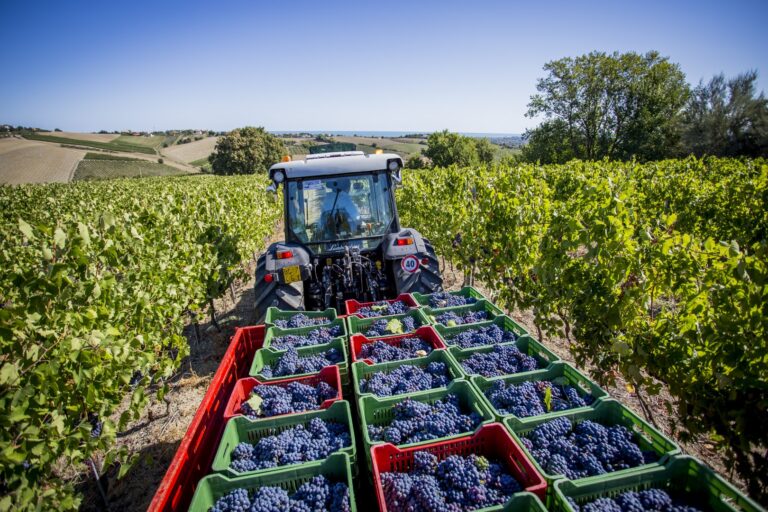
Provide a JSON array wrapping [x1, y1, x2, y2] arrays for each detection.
[[254, 149, 442, 320]]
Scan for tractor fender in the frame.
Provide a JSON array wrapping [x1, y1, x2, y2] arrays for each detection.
[[382, 229, 429, 260], [263, 241, 313, 283]]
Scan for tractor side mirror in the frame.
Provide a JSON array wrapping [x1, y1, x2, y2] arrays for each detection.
[[391, 168, 402, 186]]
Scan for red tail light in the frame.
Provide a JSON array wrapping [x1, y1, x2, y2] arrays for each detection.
[[396, 238, 414, 246], [264, 273, 274, 283], [421, 257, 429, 265], [276, 250, 294, 259]]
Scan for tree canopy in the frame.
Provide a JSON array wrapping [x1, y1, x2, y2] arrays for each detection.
[[522, 51, 689, 163], [681, 71, 768, 157], [423, 130, 495, 167], [209, 126, 285, 175]]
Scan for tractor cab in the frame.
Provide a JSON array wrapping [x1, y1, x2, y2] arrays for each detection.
[[254, 150, 442, 318]]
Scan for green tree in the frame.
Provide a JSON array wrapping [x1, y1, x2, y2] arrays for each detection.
[[423, 130, 479, 167], [523, 51, 689, 163], [405, 154, 426, 169], [209, 126, 285, 175], [473, 137, 495, 164], [681, 71, 768, 157]]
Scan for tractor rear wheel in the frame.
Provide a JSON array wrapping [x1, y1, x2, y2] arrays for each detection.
[[254, 253, 304, 322], [394, 239, 443, 295]]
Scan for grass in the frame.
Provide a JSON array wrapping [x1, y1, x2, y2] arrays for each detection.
[[331, 136, 424, 157], [113, 135, 165, 149], [190, 157, 212, 171], [22, 132, 158, 154], [73, 160, 191, 181], [83, 152, 142, 161]]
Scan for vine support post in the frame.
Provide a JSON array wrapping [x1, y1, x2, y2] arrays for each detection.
[[87, 457, 110, 511]]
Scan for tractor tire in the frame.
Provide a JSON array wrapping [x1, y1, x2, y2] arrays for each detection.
[[394, 239, 443, 295], [254, 253, 304, 322]]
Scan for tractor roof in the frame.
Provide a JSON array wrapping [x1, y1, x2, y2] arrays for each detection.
[[269, 152, 403, 180]]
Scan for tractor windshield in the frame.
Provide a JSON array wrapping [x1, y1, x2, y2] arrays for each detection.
[[287, 173, 396, 249]]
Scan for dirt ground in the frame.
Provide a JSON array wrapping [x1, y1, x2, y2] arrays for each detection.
[[0, 137, 85, 184], [74, 239, 746, 511], [161, 137, 218, 163]]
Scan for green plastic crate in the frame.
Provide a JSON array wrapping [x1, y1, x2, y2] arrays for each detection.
[[264, 307, 338, 328], [423, 299, 504, 327], [502, 492, 549, 511], [351, 349, 464, 399], [504, 399, 680, 486], [262, 319, 347, 351], [471, 362, 609, 423], [552, 455, 764, 512], [358, 379, 495, 469], [211, 400, 356, 477], [346, 308, 430, 337], [249, 338, 348, 384], [189, 452, 357, 512], [449, 336, 560, 378], [411, 286, 487, 308], [436, 314, 533, 354]]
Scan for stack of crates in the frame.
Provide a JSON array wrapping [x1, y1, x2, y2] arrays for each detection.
[[188, 307, 358, 510], [181, 287, 764, 512]]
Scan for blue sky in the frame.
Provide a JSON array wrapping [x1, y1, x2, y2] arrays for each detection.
[[1, 0, 766, 134]]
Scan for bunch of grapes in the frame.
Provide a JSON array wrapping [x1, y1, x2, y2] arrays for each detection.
[[88, 413, 102, 439], [356, 300, 410, 318], [359, 337, 433, 363], [269, 325, 343, 350], [428, 292, 478, 309], [229, 417, 350, 473], [433, 310, 488, 326], [364, 316, 419, 337], [240, 381, 338, 418], [261, 347, 344, 378], [380, 451, 522, 511], [368, 394, 482, 445], [459, 344, 539, 377], [444, 324, 517, 349], [521, 417, 656, 479], [485, 379, 594, 417], [569, 488, 703, 512], [359, 362, 451, 397], [273, 313, 332, 329], [208, 475, 351, 512]]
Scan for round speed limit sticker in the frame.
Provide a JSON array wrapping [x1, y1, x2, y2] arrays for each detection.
[[401, 255, 420, 273]]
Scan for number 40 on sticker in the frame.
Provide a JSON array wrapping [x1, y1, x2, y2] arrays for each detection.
[[401, 255, 420, 273]]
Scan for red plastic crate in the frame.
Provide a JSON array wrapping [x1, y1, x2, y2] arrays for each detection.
[[149, 325, 265, 512], [345, 293, 418, 317], [371, 423, 547, 510], [349, 325, 446, 365], [223, 365, 342, 421]]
